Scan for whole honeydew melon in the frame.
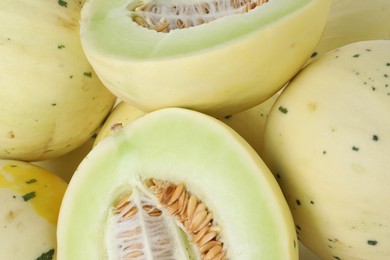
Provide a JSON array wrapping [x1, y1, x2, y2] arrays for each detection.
[[263, 40, 390, 259], [0, 159, 67, 259], [0, 0, 116, 161], [58, 107, 298, 259], [80, 0, 331, 116]]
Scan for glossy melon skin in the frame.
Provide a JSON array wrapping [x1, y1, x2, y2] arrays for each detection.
[[0, 0, 116, 161], [309, 0, 390, 62], [58, 108, 298, 259], [80, 0, 331, 116], [263, 40, 390, 259], [0, 159, 67, 259]]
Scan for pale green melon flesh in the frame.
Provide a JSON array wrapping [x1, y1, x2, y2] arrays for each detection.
[[82, 0, 310, 58], [57, 108, 298, 259], [263, 40, 390, 259]]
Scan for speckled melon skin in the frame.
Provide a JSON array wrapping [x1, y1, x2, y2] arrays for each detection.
[[80, 0, 331, 116], [0, 0, 116, 161], [0, 159, 67, 259], [263, 40, 390, 259]]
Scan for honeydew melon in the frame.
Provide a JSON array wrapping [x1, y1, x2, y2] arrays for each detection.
[[0, 0, 116, 161], [263, 40, 390, 259], [57, 107, 298, 259], [0, 159, 67, 259], [80, 0, 331, 116]]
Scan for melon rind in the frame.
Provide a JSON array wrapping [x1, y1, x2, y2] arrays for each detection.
[[57, 107, 298, 259], [80, 0, 331, 116]]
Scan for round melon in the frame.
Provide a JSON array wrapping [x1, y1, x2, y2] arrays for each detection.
[[0, 159, 67, 259], [80, 0, 331, 116], [0, 0, 116, 161], [263, 40, 390, 259], [57, 107, 298, 259]]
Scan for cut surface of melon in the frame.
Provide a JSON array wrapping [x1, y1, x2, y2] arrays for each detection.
[[58, 107, 298, 259]]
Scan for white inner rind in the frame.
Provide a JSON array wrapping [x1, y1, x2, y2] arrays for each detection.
[[107, 187, 189, 259]]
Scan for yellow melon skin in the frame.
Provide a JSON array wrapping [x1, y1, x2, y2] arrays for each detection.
[[0, 0, 116, 161], [81, 0, 331, 117], [0, 159, 67, 259]]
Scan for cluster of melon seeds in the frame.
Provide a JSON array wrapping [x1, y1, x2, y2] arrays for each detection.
[[129, 0, 269, 32], [108, 179, 226, 259]]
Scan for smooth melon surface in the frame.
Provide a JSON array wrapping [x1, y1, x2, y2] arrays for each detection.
[[0, 0, 116, 161], [263, 40, 390, 259], [58, 108, 298, 259]]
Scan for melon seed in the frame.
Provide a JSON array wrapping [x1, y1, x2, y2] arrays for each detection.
[[109, 179, 226, 259]]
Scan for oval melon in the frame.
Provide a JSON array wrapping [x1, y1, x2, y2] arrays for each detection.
[[0, 0, 116, 161], [0, 159, 67, 259], [58, 107, 298, 259], [80, 0, 331, 116], [263, 40, 390, 259]]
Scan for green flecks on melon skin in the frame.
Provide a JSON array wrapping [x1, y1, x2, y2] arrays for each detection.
[[278, 106, 288, 114], [367, 240, 378, 246], [26, 178, 37, 184], [58, 0, 68, 8], [22, 191, 36, 202], [57, 44, 65, 49], [351, 146, 359, 152], [83, 72, 92, 78], [35, 248, 55, 260]]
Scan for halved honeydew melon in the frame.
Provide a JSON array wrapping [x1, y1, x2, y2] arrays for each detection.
[[57, 107, 298, 259], [0, 159, 67, 259], [80, 0, 331, 116]]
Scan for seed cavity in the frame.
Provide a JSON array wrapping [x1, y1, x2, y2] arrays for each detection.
[[129, 0, 269, 32], [108, 179, 226, 259]]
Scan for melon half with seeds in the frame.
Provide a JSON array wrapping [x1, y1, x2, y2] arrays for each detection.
[[57, 108, 298, 259], [80, 0, 331, 116]]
